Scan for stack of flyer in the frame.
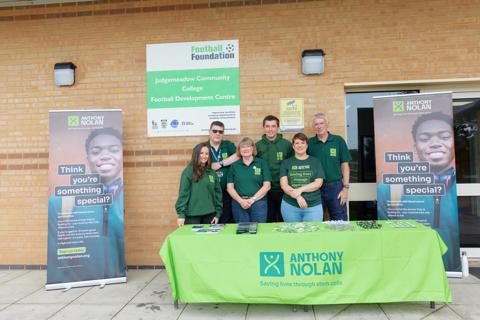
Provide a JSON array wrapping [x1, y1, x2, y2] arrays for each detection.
[[191, 224, 225, 234]]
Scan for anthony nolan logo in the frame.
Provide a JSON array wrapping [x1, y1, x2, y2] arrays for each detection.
[[68, 115, 104, 128], [68, 116, 80, 127], [260, 251, 344, 278], [260, 252, 284, 277], [392, 101, 405, 113], [393, 99, 432, 113], [191, 43, 236, 61]]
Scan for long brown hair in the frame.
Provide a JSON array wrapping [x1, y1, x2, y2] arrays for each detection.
[[191, 143, 211, 182]]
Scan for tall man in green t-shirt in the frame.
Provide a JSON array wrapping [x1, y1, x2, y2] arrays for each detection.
[[307, 113, 352, 221], [207, 121, 239, 223], [256, 115, 293, 222]]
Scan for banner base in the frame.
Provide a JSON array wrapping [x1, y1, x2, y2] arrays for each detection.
[[45, 276, 127, 291], [446, 271, 462, 278]]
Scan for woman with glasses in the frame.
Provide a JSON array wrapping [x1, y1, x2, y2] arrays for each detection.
[[227, 137, 272, 223], [280, 133, 325, 222], [175, 143, 223, 227]]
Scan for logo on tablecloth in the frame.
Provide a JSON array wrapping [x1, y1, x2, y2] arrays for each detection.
[[259, 252, 284, 277]]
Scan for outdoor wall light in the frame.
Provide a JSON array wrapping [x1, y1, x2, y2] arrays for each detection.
[[54, 62, 76, 86], [302, 49, 325, 75]]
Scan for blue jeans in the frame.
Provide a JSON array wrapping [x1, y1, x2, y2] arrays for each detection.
[[320, 180, 348, 221], [232, 198, 267, 223], [280, 200, 324, 222]]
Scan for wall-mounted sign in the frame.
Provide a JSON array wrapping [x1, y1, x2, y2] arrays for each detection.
[[146, 40, 240, 137]]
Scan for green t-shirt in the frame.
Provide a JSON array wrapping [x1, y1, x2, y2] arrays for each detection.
[[307, 133, 352, 183], [175, 164, 223, 219], [280, 156, 325, 207], [227, 157, 272, 197], [206, 139, 237, 190], [255, 134, 293, 192]]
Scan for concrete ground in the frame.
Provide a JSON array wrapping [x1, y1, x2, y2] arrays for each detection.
[[0, 265, 479, 320]]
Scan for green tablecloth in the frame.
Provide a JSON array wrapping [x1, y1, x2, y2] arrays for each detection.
[[159, 221, 451, 305]]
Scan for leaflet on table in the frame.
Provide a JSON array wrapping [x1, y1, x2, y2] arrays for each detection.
[[192, 224, 225, 233], [236, 222, 258, 234]]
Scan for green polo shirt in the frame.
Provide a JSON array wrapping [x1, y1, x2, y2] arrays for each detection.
[[227, 157, 272, 197], [307, 132, 352, 183], [206, 139, 237, 190], [255, 134, 293, 192], [175, 164, 223, 219], [280, 156, 325, 207]]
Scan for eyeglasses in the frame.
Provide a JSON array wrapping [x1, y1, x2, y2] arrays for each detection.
[[211, 129, 224, 134]]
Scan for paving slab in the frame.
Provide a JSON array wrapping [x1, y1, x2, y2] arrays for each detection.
[[379, 302, 439, 320], [180, 303, 247, 320], [422, 305, 463, 320], [0, 271, 30, 285], [129, 277, 174, 305], [72, 270, 158, 305], [0, 303, 64, 320], [0, 270, 479, 320], [128, 270, 175, 305], [328, 304, 388, 320], [448, 274, 480, 285], [447, 304, 480, 320], [19, 285, 91, 304], [450, 282, 480, 305], [113, 302, 185, 320], [247, 304, 315, 319], [6, 270, 46, 286], [48, 303, 125, 320], [0, 284, 44, 304], [312, 304, 349, 319]]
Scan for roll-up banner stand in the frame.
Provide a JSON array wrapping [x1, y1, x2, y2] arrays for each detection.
[[46, 110, 127, 290], [374, 92, 461, 277]]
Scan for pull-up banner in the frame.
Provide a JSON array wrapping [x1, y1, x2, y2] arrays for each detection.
[[374, 92, 461, 273], [146, 39, 240, 137], [46, 110, 126, 290]]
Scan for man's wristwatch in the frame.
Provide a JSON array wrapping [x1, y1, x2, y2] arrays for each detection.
[[251, 196, 257, 202], [219, 160, 224, 167], [343, 184, 350, 189]]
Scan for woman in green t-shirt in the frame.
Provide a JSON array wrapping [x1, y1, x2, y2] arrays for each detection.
[[175, 143, 223, 227], [227, 137, 272, 223], [280, 133, 325, 222]]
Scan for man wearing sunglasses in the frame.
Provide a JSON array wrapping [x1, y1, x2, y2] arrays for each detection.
[[206, 121, 239, 223]]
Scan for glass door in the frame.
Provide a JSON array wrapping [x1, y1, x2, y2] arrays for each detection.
[[452, 95, 480, 258]]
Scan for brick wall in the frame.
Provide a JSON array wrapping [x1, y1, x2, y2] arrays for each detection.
[[0, 0, 479, 266]]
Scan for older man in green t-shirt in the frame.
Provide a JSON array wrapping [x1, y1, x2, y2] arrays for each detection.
[[307, 113, 352, 221]]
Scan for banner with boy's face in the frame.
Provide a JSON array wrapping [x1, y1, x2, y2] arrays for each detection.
[[374, 92, 461, 272], [47, 110, 126, 288]]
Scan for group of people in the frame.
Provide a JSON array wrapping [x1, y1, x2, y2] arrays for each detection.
[[175, 113, 352, 226]]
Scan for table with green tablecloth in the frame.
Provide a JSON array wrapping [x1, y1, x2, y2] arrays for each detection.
[[159, 221, 451, 305]]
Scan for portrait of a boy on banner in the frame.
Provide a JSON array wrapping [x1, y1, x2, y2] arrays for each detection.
[[47, 110, 126, 288], [374, 93, 460, 272]]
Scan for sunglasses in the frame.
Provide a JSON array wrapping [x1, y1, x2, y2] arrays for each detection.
[[211, 129, 224, 134]]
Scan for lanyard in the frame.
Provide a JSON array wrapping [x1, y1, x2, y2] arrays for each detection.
[[210, 146, 222, 162]]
